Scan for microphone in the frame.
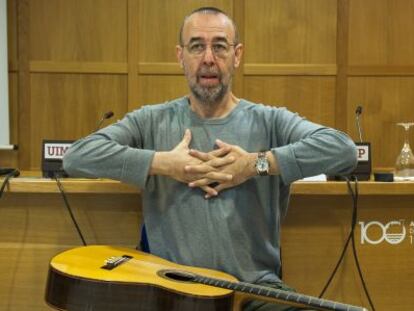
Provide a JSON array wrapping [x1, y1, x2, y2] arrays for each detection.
[[355, 106, 363, 142], [327, 105, 371, 181], [103, 111, 114, 119], [96, 111, 114, 131]]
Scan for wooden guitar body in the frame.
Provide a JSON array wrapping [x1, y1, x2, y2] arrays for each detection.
[[46, 245, 236, 311]]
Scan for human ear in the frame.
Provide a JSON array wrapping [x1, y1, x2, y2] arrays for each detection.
[[233, 43, 243, 68], [176, 45, 184, 68]]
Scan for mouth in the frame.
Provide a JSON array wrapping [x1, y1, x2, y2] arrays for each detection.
[[198, 73, 220, 86]]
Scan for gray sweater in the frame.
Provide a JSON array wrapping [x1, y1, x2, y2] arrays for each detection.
[[63, 97, 357, 283]]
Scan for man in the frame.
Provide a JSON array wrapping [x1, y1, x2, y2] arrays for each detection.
[[63, 7, 357, 310]]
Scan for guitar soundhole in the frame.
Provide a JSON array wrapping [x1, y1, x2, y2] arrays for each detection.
[[158, 269, 196, 283]]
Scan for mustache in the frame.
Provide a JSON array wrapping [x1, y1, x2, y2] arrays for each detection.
[[197, 66, 221, 77]]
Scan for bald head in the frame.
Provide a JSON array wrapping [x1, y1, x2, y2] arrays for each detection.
[[179, 7, 239, 46]]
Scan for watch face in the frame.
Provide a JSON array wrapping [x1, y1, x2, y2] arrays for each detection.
[[256, 155, 269, 176], [258, 160, 268, 170]]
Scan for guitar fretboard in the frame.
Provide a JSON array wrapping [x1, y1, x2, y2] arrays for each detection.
[[192, 274, 367, 311]]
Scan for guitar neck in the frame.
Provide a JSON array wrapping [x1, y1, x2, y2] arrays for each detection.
[[192, 275, 367, 311]]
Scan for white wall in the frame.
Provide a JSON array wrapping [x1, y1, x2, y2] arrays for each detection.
[[0, 0, 11, 148]]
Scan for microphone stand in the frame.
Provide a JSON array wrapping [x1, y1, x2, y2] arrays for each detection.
[[96, 111, 114, 131], [355, 107, 363, 143]]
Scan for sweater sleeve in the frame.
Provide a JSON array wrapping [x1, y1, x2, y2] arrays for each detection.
[[271, 108, 357, 184], [63, 108, 155, 189]]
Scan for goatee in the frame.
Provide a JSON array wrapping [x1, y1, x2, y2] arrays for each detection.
[[190, 82, 229, 106]]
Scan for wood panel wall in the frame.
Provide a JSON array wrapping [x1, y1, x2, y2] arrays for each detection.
[[3, 1, 414, 310], [4, 0, 414, 171]]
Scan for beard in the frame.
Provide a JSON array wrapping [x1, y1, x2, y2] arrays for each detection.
[[185, 65, 233, 106], [190, 80, 229, 105]]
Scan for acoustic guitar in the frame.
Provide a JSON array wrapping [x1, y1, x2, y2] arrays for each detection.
[[45, 245, 367, 311]]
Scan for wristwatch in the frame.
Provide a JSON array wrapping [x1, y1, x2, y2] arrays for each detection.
[[255, 151, 269, 176]]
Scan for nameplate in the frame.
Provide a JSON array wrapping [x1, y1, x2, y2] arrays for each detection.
[[353, 142, 372, 180], [356, 144, 370, 162], [42, 140, 74, 178], [44, 142, 72, 160]]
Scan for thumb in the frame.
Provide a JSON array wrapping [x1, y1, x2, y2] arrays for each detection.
[[177, 129, 192, 148]]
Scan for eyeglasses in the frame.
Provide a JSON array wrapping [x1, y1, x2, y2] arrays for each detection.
[[182, 41, 236, 58]]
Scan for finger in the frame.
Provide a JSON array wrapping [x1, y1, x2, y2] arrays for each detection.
[[206, 155, 235, 168], [215, 139, 232, 149], [209, 145, 232, 157], [188, 172, 232, 187], [205, 171, 233, 182], [213, 182, 231, 195], [189, 149, 211, 161], [204, 183, 230, 199], [190, 146, 233, 164], [184, 163, 216, 174], [185, 161, 235, 176], [200, 185, 218, 197], [188, 178, 214, 188], [204, 175, 238, 198]]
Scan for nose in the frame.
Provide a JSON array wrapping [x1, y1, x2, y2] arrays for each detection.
[[201, 45, 216, 64]]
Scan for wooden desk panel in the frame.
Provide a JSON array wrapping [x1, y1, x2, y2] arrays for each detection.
[[284, 194, 414, 311], [0, 192, 141, 311], [0, 177, 413, 310]]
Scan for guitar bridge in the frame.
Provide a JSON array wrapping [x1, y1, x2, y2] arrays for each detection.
[[101, 255, 132, 270]]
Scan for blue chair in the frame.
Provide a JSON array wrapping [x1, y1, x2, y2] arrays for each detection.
[[139, 224, 150, 253]]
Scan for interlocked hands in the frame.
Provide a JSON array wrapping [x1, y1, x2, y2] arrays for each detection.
[[151, 129, 258, 199]]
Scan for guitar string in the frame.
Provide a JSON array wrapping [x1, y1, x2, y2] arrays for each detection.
[[104, 254, 364, 311]]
